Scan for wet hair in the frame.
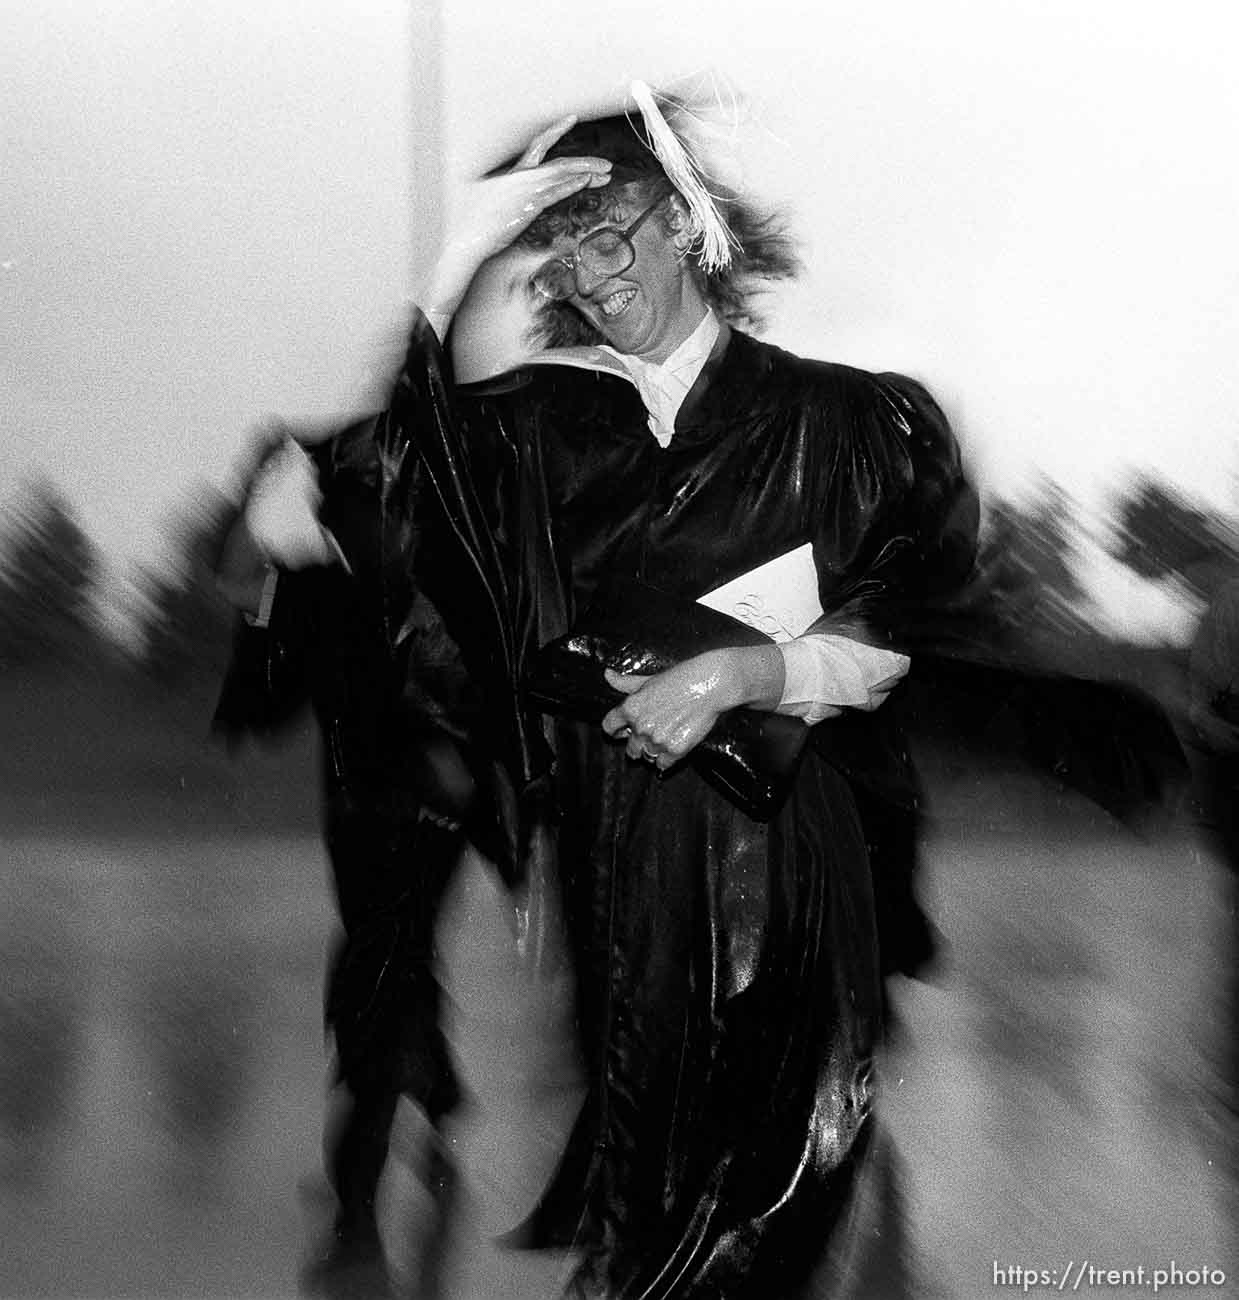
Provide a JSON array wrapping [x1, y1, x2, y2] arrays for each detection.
[[495, 113, 802, 348]]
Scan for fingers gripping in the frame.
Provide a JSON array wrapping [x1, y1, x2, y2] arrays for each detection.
[[602, 678, 676, 770]]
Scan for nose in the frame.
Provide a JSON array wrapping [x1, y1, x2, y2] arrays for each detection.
[[571, 259, 608, 298]]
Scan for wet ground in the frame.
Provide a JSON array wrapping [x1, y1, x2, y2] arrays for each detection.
[[1, 823, 1234, 1298]]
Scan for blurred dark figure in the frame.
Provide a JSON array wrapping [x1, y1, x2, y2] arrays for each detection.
[[213, 427, 479, 1298], [1188, 573, 1239, 1120]]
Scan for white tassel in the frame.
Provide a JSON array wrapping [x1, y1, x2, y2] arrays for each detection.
[[630, 80, 741, 275]]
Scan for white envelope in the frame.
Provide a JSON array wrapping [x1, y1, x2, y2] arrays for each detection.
[[697, 542, 823, 644]]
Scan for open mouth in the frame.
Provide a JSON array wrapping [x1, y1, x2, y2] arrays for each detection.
[[599, 288, 636, 319]]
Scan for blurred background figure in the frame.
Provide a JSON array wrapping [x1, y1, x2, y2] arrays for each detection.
[[213, 428, 478, 1298]]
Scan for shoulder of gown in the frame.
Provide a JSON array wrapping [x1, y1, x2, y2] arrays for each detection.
[[725, 334, 978, 576], [732, 334, 958, 459]]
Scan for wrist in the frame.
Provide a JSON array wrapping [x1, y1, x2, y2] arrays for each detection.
[[421, 248, 478, 320], [713, 645, 784, 712]]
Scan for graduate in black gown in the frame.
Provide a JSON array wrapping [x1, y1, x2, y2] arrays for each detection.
[[362, 94, 972, 1297], [227, 87, 1184, 1299]]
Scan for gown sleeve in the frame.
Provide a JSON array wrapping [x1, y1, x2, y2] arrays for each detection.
[[225, 309, 486, 703], [807, 369, 981, 652], [212, 573, 316, 741], [360, 309, 554, 878], [811, 368, 1186, 830], [211, 412, 388, 742], [792, 370, 976, 983]]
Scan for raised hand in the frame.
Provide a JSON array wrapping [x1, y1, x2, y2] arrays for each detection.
[[244, 433, 336, 571], [424, 116, 612, 320]]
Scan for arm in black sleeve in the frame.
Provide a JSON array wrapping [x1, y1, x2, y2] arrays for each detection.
[[212, 567, 328, 742], [812, 371, 980, 652], [212, 412, 386, 743], [851, 374, 1185, 829]]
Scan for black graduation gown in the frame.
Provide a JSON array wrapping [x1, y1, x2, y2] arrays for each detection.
[[257, 313, 1182, 1297], [213, 422, 485, 1148], [373, 315, 979, 1298]]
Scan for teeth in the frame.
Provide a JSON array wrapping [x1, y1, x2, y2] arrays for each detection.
[[600, 289, 636, 317]]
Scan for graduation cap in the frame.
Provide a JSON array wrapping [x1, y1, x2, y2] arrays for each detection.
[[514, 81, 743, 276]]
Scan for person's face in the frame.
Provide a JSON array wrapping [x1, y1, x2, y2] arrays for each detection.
[[540, 186, 708, 363]]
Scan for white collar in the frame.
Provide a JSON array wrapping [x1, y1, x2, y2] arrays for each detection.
[[517, 309, 722, 448], [601, 310, 721, 446], [601, 308, 720, 384]]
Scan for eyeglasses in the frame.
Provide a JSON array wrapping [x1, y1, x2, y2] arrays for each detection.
[[530, 190, 671, 302]]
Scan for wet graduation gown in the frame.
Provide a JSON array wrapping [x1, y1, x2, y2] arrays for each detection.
[[213, 426, 483, 1229], [373, 313, 979, 1298]]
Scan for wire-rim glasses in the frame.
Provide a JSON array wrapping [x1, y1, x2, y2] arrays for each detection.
[[531, 188, 673, 303]]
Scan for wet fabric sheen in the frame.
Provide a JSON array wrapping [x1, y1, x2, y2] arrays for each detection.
[[369, 317, 976, 1297]]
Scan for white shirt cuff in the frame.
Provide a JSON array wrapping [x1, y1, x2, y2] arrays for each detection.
[[777, 634, 910, 725]]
